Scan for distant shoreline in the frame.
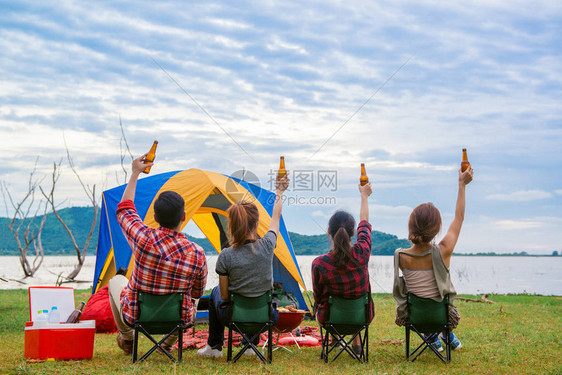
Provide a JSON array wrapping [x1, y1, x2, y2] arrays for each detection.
[[3, 207, 559, 257]]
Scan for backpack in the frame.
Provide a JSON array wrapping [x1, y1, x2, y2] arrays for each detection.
[[272, 282, 299, 308]]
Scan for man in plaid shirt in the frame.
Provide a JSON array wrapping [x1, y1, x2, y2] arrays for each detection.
[[311, 183, 374, 355], [108, 155, 207, 355]]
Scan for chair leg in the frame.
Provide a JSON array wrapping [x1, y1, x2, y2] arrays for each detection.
[[319, 326, 326, 361], [409, 327, 432, 362], [405, 326, 410, 360], [364, 326, 369, 363], [409, 328, 448, 364], [267, 324, 273, 364], [132, 326, 139, 364], [231, 329, 267, 363], [445, 326, 451, 364], [140, 327, 177, 362], [227, 325, 233, 362], [178, 325, 183, 363], [329, 326, 362, 363]]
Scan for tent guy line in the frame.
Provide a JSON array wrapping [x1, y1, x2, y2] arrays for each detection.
[[308, 54, 414, 160], [150, 56, 255, 161]]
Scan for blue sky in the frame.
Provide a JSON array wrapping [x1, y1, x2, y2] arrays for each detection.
[[1, 1, 561, 254]]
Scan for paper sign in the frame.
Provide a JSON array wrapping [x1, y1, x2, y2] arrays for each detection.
[[28, 287, 76, 322]]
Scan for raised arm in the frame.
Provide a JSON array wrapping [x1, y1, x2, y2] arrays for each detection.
[[439, 166, 473, 264], [358, 182, 372, 222], [268, 175, 289, 235], [121, 154, 152, 203]]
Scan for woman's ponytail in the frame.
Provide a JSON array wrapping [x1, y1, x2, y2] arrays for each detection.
[[227, 201, 259, 248], [328, 210, 356, 268]]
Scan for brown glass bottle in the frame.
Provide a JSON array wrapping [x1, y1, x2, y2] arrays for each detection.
[[360, 163, 369, 186], [277, 156, 287, 179], [65, 302, 86, 324], [143, 141, 158, 174], [461, 148, 470, 172]]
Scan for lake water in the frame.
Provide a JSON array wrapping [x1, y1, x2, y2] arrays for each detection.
[[0, 255, 560, 295]]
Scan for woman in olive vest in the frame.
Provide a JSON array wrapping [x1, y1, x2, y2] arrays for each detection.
[[393, 165, 473, 351]]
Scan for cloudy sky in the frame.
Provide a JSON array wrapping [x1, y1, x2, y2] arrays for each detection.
[[1, 1, 561, 254]]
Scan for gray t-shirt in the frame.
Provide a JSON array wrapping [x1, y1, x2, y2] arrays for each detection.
[[215, 231, 277, 297]]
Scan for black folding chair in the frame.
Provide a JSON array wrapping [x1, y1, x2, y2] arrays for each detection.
[[132, 292, 186, 363], [405, 293, 451, 364], [227, 291, 274, 364], [319, 294, 370, 363]]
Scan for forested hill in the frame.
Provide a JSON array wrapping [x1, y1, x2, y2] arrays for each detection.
[[0, 206, 410, 256]]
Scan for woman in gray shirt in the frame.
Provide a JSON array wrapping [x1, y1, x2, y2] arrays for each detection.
[[198, 175, 289, 358]]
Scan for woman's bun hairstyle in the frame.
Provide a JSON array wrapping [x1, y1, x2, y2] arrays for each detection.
[[408, 202, 442, 245]]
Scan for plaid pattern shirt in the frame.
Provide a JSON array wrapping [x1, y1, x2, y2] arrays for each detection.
[[311, 220, 375, 324], [117, 200, 207, 326]]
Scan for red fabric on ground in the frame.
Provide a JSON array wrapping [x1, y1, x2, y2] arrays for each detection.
[[175, 326, 322, 350], [81, 286, 118, 333]]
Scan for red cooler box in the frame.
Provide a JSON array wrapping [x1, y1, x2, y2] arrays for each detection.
[[24, 286, 95, 360], [24, 320, 95, 360]]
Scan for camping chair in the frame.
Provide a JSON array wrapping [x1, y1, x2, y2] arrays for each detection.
[[227, 291, 274, 363], [405, 293, 451, 364], [132, 292, 187, 363], [319, 294, 370, 363]]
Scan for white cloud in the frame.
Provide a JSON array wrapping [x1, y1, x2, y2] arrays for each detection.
[[370, 204, 413, 218], [266, 36, 308, 55], [311, 210, 328, 218], [492, 220, 543, 230], [486, 190, 552, 202], [1, 0, 561, 253], [205, 18, 251, 29]]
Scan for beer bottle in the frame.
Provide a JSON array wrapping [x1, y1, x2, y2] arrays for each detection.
[[461, 148, 470, 172], [277, 156, 287, 180], [142, 141, 158, 174], [65, 301, 86, 324], [360, 163, 369, 186]]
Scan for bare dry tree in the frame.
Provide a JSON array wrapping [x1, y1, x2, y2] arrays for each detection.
[[117, 115, 134, 185], [1, 158, 47, 278], [40, 142, 99, 281]]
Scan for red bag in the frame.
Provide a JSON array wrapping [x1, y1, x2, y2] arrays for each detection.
[[81, 286, 118, 333]]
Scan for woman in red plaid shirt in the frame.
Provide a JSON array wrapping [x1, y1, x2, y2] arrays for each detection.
[[311, 182, 374, 356]]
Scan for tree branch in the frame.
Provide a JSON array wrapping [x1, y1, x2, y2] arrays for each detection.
[[1, 160, 46, 278]]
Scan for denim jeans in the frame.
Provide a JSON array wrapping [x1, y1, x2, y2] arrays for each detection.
[[206, 286, 279, 350]]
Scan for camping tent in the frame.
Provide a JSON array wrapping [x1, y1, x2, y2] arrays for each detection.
[[92, 169, 309, 310]]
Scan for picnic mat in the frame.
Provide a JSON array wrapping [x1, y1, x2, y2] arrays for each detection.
[[174, 326, 322, 349]]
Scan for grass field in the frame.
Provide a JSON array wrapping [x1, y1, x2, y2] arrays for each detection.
[[1, 289, 560, 374]]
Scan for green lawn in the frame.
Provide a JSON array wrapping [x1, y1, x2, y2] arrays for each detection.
[[1, 289, 560, 374]]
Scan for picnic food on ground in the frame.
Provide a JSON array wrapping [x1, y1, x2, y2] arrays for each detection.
[[277, 306, 306, 313]]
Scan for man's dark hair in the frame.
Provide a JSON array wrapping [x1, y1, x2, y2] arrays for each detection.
[[154, 191, 185, 229]]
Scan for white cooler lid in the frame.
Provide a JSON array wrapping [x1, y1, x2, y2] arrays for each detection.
[[25, 320, 96, 331]]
